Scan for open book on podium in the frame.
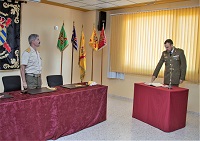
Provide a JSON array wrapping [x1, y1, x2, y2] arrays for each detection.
[[144, 82, 164, 87]]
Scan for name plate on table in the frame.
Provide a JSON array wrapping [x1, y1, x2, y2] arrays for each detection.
[[28, 87, 56, 95], [0, 93, 13, 99], [61, 84, 88, 89]]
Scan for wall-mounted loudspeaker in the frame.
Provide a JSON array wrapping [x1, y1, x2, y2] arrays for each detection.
[[98, 11, 106, 31]]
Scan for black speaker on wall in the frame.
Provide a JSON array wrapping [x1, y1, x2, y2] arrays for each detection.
[[98, 11, 106, 31]]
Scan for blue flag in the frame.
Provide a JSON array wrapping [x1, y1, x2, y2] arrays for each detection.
[[71, 25, 78, 50]]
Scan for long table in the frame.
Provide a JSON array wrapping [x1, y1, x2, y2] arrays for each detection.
[[132, 83, 189, 132], [0, 85, 108, 141]]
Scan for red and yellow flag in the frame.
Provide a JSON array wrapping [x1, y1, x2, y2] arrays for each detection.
[[98, 24, 107, 50], [78, 29, 86, 81], [89, 26, 98, 51]]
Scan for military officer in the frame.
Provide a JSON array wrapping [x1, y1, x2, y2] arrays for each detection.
[[151, 39, 187, 86], [20, 34, 42, 89]]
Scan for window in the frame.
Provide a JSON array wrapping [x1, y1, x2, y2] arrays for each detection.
[[110, 7, 200, 83]]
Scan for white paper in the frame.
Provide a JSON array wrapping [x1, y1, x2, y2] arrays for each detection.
[[144, 82, 164, 87]]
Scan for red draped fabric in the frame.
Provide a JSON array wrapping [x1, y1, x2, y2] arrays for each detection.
[[132, 83, 188, 132], [0, 85, 108, 141]]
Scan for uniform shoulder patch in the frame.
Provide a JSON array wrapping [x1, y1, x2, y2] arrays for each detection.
[[25, 47, 31, 53]]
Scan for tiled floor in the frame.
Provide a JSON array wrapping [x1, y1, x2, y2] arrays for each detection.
[[51, 94, 200, 141]]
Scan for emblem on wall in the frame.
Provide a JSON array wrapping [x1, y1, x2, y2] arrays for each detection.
[[0, 1, 21, 70]]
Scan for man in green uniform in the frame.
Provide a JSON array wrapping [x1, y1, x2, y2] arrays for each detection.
[[151, 39, 187, 86]]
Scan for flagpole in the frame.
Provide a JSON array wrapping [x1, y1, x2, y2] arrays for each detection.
[[81, 24, 83, 83], [99, 23, 106, 85], [91, 49, 94, 81], [71, 46, 74, 84], [91, 24, 95, 81], [101, 48, 103, 85], [80, 24, 84, 83], [58, 21, 68, 76], [71, 21, 75, 84], [61, 51, 63, 75], [60, 21, 64, 76]]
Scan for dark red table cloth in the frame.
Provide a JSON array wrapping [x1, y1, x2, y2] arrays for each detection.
[[132, 83, 188, 132], [0, 85, 108, 141]]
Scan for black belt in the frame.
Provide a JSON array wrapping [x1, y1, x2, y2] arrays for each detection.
[[26, 73, 41, 77]]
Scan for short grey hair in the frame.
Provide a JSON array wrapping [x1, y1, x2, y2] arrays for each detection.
[[28, 34, 39, 46]]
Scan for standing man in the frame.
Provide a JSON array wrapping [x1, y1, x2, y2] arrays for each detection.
[[151, 39, 186, 86], [20, 34, 42, 89]]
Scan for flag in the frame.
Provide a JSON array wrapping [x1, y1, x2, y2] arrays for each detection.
[[57, 23, 69, 51], [71, 24, 78, 50], [78, 30, 86, 81], [89, 26, 98, 51], [98, 24, 107, 50]]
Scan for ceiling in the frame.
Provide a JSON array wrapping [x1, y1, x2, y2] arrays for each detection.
[[45, 0, 155, 11], [36, 0, 188, 11]]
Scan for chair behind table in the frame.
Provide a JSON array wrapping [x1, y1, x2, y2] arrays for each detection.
[[46, 75, 63, 87], [2, 75, 21, 92]]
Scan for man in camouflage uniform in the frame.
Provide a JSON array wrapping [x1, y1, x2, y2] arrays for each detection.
[[151, 39, 187, 86]]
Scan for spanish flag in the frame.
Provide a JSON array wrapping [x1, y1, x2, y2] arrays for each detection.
[[89, 26, 98, 51], [78, 29, 86, 81]]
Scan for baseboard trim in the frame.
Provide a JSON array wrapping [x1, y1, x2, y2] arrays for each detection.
[[108, 93, 133, 102], [187, 111, 200, 116], [108, 94, 200, 116]]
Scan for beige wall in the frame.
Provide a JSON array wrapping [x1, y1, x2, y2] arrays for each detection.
[[20, 2, 85, 85], [0, 2, 102, 89], [0, 1, 199, 113], [0, 2, 90, 90]]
